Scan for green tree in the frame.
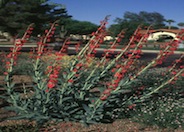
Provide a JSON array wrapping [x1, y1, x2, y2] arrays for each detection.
[[0, 0, 70, 37], [64, 19, 98, 37], [165, 19, 175, 29], [108, 11, 166, 44], [0, 0, 46, 7], [177, 22, 184, 28], [122, 11, 165, 27]]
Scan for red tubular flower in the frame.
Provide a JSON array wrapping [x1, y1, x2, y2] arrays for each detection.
[[175, 59, 181, 63], [6, 61, 10, 65], [51, 31, 55, 35], [114, 72, 122, 78], [100, 95, 108, 101], [111, 68, 116, 73], [47, 38, 51, 42], [91, 32, 95, 36], [66, 41, 70, 45], [75, 74, 80, 77], [103, 88, 112, 95], [92, 50, 97, 54], [99, 39, 104, 43], [76, 63, 83, 68], [73, 68, 78, 72], [4, 72, 8, 75], [117, 38, 121, 43], [47, 81, 55, 89], [49, 74, 58, 79], [171, 71, 177, 75], [68, 79, 74, 83], [128, 104, 136, 109], [7, 53, 12, 58], [37, 42, 43, 46], [45, 30, 49, 33], [127, 54, 132, 58], [29, 27, 34, 30], [135, 55, 141, 59], [45, 89, 49, 93], [113, 78, 121, 84], [130, 44, 136, 48], [181, 73, 184, 77], [26, 35, 30, 38], [121, 69, 127, 73]]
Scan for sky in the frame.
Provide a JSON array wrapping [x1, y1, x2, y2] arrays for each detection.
[[51, 0, 184, 27]]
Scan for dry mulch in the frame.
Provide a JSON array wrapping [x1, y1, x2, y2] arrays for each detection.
[[0, 113, 184, 132], [0, 75, 33, 84], [1, 105, 183, 132]]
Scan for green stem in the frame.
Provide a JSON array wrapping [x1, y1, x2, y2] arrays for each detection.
[[140, 68, 184, 100]]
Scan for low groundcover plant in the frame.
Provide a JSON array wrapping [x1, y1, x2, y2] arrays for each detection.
[[0, 16, 184, 128]]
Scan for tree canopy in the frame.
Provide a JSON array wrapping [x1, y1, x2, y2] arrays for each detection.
[[178, 22, 184, 28], [0, 0, 46, 7], [115, 11, 166, 27], [165, 19, 175, 29], [108, 11, 167, 43], [64, 19, 98, 35], [0, 0, 71, 37]]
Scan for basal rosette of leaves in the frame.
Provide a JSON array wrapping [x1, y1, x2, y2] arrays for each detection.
[[1, 17, 184, 126]]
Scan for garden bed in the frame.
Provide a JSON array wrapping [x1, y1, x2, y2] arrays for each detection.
[[0, 72, 183, 132], [0, 20, 184, 132], [0, 107, 183, 132]]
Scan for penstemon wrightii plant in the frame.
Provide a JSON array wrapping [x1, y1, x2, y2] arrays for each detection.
[[1, 16, 184, 126]]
